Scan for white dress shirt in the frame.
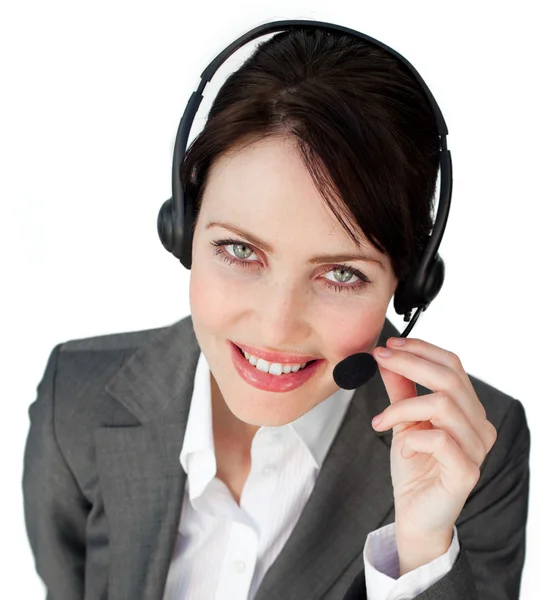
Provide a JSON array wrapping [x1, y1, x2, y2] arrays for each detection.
[[162, 351, 460, 600]]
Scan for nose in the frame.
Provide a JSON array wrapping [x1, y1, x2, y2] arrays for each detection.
[[256, 278, 311, 349]]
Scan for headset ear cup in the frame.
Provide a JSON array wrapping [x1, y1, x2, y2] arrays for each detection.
[[157, 198, 174, 253], [422, 254, 445, 307], [180, 191, 195, 270], [393, 254, 445, 315], [393, 275, 416, 316]]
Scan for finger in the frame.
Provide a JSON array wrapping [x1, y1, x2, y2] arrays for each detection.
[[374, 393, 490, 467], [376, 360, 417, 404], [375, 362, 420, 434], [386, 337, 478, 402], [401, 428, 482, 495], [372, 345, 486, 433]]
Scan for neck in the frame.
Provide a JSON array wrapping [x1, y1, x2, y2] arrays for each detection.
[[210, 373, 260, 452]]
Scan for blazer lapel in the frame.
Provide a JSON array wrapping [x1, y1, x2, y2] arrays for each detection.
[[253, 319, 401, 600], [95, 316, 200, 600]]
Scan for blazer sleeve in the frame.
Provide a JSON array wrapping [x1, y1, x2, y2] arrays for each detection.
[[22, 344, 90, 600], [342, 398, 530, 600]]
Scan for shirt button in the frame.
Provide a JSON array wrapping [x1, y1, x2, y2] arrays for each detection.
[[262, 464, 277, 475], [234, 560, 247, 572]]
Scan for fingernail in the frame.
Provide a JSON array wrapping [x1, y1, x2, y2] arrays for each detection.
[[389, 337, 405, 346], [375, 347, 393, 358], [372, 414, 383, 428]]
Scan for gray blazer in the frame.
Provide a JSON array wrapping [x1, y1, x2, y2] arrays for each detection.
[[22, 315, 530, 600]]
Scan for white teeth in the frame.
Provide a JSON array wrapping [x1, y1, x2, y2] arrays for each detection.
[[269, 363, 283, 375], [256, 358, 270, 373], [240, 348, 312, 376]]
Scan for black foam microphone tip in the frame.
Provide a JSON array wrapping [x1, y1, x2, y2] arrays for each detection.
[[333, 352, 378, 390]]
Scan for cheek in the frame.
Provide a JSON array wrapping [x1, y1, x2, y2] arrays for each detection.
[[189, 260, 226, 327], [321, 302, 387, 362], [189, 254, 250, 331]]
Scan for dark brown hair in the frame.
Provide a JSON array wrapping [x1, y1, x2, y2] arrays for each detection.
[[180, 27, 440, 283]]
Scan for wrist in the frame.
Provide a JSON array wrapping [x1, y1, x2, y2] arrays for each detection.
[[395, 527, 453, 577]]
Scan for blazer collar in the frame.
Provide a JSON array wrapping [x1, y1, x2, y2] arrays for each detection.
[[104, 314, 201, 424], [98, 314, 400, 600]]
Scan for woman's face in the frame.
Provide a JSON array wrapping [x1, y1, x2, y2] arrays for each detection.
[[189, 136, 398, 428]]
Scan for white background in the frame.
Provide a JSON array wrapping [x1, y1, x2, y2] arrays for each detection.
[[2, 0, 554, 597]]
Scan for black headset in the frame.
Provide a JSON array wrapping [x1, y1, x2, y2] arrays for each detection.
[[157, 19, 453, 341]]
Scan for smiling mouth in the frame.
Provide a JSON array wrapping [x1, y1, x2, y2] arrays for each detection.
[[232, 343, 319, 371], [232, 341, 321, 364], [228, 339, 325, 392]]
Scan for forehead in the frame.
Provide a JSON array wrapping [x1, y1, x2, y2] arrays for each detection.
[[201, 136, 361, 247]]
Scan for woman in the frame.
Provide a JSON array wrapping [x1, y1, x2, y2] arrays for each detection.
[[22, 24, 530, 600]]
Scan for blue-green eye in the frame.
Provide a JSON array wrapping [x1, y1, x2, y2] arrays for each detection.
[[210, 238, 372, 294], [231, 243, 254, 260], [327, 267, 357, 284]]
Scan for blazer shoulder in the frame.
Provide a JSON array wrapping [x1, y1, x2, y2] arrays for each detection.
[[54, 320, 176, 421], [60, 320, 172, 353]]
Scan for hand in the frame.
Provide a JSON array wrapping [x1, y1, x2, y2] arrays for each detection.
[[371, 337, 498, 568]]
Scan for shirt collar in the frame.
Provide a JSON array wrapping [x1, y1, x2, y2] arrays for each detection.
[[180, 351, 355, 478]]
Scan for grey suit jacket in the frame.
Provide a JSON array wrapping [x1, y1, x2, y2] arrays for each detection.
[[22, 315, 530, 600]]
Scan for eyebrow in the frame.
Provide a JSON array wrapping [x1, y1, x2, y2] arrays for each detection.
[[205, 221, 386, 272]]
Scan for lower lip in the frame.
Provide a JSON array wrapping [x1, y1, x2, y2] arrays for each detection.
[[228, 341, 325, 393]]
